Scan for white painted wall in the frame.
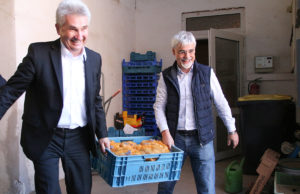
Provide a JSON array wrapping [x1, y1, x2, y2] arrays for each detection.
[[87, 0, 136, 127], [0, 0, 135, 193], [0, 0, 21, 193], [135, 0, 295, 97], [244, 1, 295, 97]]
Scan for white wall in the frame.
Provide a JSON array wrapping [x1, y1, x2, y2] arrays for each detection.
[[1, 0, 135, 193], [135, 0, 295, 97], [244, 1, 295, 97], [0, 0, 20, 193], [87, 0, 136, 127]]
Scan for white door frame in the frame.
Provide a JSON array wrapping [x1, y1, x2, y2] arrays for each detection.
[[191, 29, 244, 161], [209, 28, 244, 161]]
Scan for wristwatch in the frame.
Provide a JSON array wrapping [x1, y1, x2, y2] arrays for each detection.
[[228, 130, 237, 135]]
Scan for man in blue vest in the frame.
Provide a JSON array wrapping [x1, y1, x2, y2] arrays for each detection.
[[154, 31, 239, 194]]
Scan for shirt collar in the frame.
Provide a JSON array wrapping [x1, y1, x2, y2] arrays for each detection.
[[176, 63, 194, 75], [60, 40, 87, 60]]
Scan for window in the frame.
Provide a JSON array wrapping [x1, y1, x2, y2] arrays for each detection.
[[182, 7, 245, 33], [186, 13, 240, 31]]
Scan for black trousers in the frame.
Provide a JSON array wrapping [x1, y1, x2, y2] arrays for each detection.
[[33, 126, 92, 194]]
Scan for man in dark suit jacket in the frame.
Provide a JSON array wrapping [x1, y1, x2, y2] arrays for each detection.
[[0, 0, 109, 193], [0, 74, 5, 87]]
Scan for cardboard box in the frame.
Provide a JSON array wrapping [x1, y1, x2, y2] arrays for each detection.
[[250, 148, 280, 194]]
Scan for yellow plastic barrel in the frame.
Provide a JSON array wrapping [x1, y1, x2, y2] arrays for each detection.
[[238, 94, 292, 102]]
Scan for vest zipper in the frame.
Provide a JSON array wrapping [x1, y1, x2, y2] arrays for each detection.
[[191, 76, 202, 146]]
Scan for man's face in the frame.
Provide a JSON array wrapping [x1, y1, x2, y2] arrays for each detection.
[[173, 43, 196, 71], [56, 14, 89, 56]]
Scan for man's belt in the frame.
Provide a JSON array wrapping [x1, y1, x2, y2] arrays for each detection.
[[55, 126, 86, 132], [177, 130, 198, 136]]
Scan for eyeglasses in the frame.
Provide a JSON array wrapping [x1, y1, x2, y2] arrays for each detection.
[[178, 49, 195, 55]]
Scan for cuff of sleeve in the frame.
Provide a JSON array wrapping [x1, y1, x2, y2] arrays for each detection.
[[159, 128, 169, 133], [228, 130, 237, 135]]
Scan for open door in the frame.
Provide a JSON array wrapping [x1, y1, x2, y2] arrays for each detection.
[[208, 28, 244, 161]]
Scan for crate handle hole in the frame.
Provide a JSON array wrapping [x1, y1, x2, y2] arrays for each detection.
[[145, 158, 159, 162], [144, 155, 160, 162], [120, 139, 134, 142]]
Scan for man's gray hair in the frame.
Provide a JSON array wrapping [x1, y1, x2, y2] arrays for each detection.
[[171, 31, 196, 49], [56, 0, 91, 26]]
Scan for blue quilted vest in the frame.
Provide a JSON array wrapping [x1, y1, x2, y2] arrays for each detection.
[[162, 61, 215, 145]]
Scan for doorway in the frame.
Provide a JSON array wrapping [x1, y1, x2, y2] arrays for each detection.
[[191, 29, 244, 161], [183, 8, 245, 161], [195, 39, 208, 66], [209, 29, 244, 160]]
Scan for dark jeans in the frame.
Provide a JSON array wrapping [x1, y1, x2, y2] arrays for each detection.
[[158, 131, 215, 194], [33, 126, 92, 194]]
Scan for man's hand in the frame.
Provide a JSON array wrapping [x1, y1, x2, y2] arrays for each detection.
[[161, 130, 174, 150], [99, 137, 110, 154], [227, 132, 239, 149]]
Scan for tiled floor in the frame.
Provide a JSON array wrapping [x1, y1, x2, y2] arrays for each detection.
[[60, 156, 258, 194]]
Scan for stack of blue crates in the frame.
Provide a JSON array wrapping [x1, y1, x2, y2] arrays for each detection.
[[122, 51, 162, 136]]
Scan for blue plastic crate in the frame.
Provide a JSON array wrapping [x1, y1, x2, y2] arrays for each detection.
[[145, 130, 160, 136], [123, 74, 158, 82], [123, 89, 156, 95], [143, 124, 158, 132], [119, 127, 145, 137], [123, 108, 154, 115], [97, 136, 184, 187], [143, 122, 157, 127], [127, 110, 155, 117], [123, 81, 157, 89], [144, 116, 156, 124], [108, 126, 145, 137], [123, 103, 154, 109], [130, 51, 156, 61], [123, 65, 162, 74], [122, 59, 162, 74], [123, 59, 161, 66], [143, 125, 159, 136], [108, 126, 120, 137], [123, 96, 156, 103], [123, 101, 155, 108]]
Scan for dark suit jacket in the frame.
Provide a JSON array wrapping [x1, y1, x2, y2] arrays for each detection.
[[0, 75, 5, 87], [0, 39, 107, 160]]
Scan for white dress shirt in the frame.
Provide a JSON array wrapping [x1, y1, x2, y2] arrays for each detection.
[[57, 42, 87, 129], [177, 66, 196, 130], [153, 64, 236, 133]]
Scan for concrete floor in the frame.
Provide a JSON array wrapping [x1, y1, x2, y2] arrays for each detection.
[[60, 156, 258, 194]]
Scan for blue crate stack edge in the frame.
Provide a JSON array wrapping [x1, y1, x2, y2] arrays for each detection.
[[123, 51, 162, 136]]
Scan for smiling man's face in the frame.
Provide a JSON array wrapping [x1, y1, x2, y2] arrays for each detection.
[[56, 14, 89, 56]]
